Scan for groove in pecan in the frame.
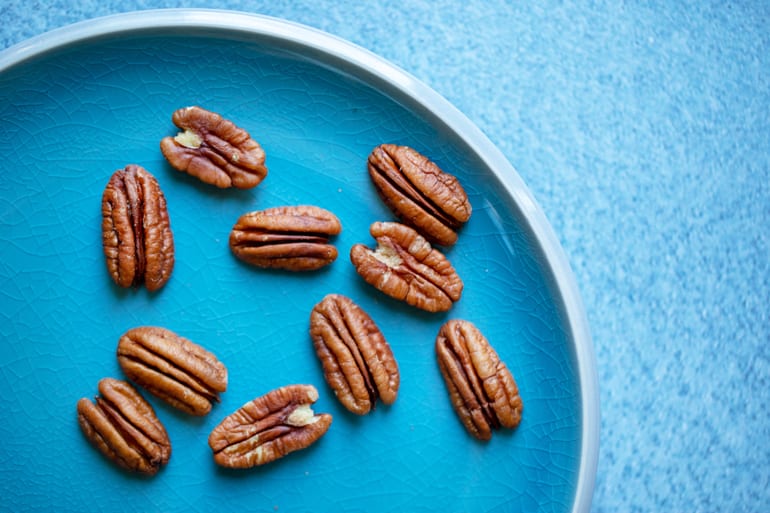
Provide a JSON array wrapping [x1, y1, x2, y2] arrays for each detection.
[[229, 205, 342, 271], [435, 320, 522, 440], [160, 106, 268, 189], [101, 164, 174, 291], [310, 294, 399, 415], [368, 144, 471, 246], [349, 221, 463, 312], [208, 384, 332, 468], [77, 378, 171, 475], [117, 326, 227, 416]]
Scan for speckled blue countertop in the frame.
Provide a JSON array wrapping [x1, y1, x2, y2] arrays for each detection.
[[1, 1, 768, 512]]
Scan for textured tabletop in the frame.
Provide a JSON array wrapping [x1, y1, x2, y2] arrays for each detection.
[[2, 1, 768, 512]]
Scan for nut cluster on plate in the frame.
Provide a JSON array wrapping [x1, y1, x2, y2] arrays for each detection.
[[80, 105, 523, 475], [78, 327, 225, 475]]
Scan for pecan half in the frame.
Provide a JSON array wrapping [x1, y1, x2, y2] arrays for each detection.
[[208, 384, 332, 468], [117, 326, 227, 416], [76, 378, 171, 475], [349, 221, 463, 312], [160, 106, 267, 189], [435, 320, 522, 441], [310, 294, 399, 415], [101, 164, 174, 291], [368, 144, 471, 246], [229, 205, 342, 271]]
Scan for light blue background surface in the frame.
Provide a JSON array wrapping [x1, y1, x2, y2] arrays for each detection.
[[1, 2, 768, 512]]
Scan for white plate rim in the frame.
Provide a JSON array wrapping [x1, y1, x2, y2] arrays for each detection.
[[0, 8, 599, 512]]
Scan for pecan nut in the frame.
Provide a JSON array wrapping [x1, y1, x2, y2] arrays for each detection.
[[101, 164, 174, 291], [76, 378, 171, 475], [368, 144, 471, 246], [229, 205, 342, 271], [349, 221, 463, 312], [208, 384, 332, 468], [435, 320, 523, 441], [160, 106, 268, 189], [310, 294, 399, 415], [117, 326, 228, 416]]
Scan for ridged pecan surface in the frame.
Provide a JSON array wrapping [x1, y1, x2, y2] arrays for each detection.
[[208, 384, 332, 468], [101, 164, 174, 291], [310, 294, 399, 414], [368, 144, 471, 246], [76, 378, 171, 475], [435, 320, 522, 440], [117, 326, 227, 416], [349, 221, 463, 312], [160, 106, 267, 189], [229, 205, 342, 271]]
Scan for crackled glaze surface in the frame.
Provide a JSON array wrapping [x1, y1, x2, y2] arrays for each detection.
[[0, 20, 586, 513]]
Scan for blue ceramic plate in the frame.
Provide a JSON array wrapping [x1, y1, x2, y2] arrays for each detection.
[[0, 10, 598, 513]]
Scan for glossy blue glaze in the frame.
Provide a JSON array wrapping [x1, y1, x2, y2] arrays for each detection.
[[0, 27, 582, 512]]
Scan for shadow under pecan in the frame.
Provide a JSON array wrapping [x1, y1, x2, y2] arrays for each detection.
[[350, 221, 463, 312], [368, 144, 471, 247], [229, 205, 342, 271], [117, 326, 228, 416], [160, 106, 267, 189], [435, 320, 522, 441], [77, 378, 171, 475], [310, 294, 399, 415], [208, 384, 332, 468], [101, 164, 174, 291]]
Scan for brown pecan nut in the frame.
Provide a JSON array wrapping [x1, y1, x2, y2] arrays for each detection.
[[435, 320, 523, 441], [160, 106, 268, 189], [229, 205, 342, 271], [101, 164, 174, 291], [117, 326, 227, 416], [368, 144, 471, 246], [310, 294, 399, 415], [208, 384, 332, 468], [76, 378, 171, 475], [349, 221, 463, 312]]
